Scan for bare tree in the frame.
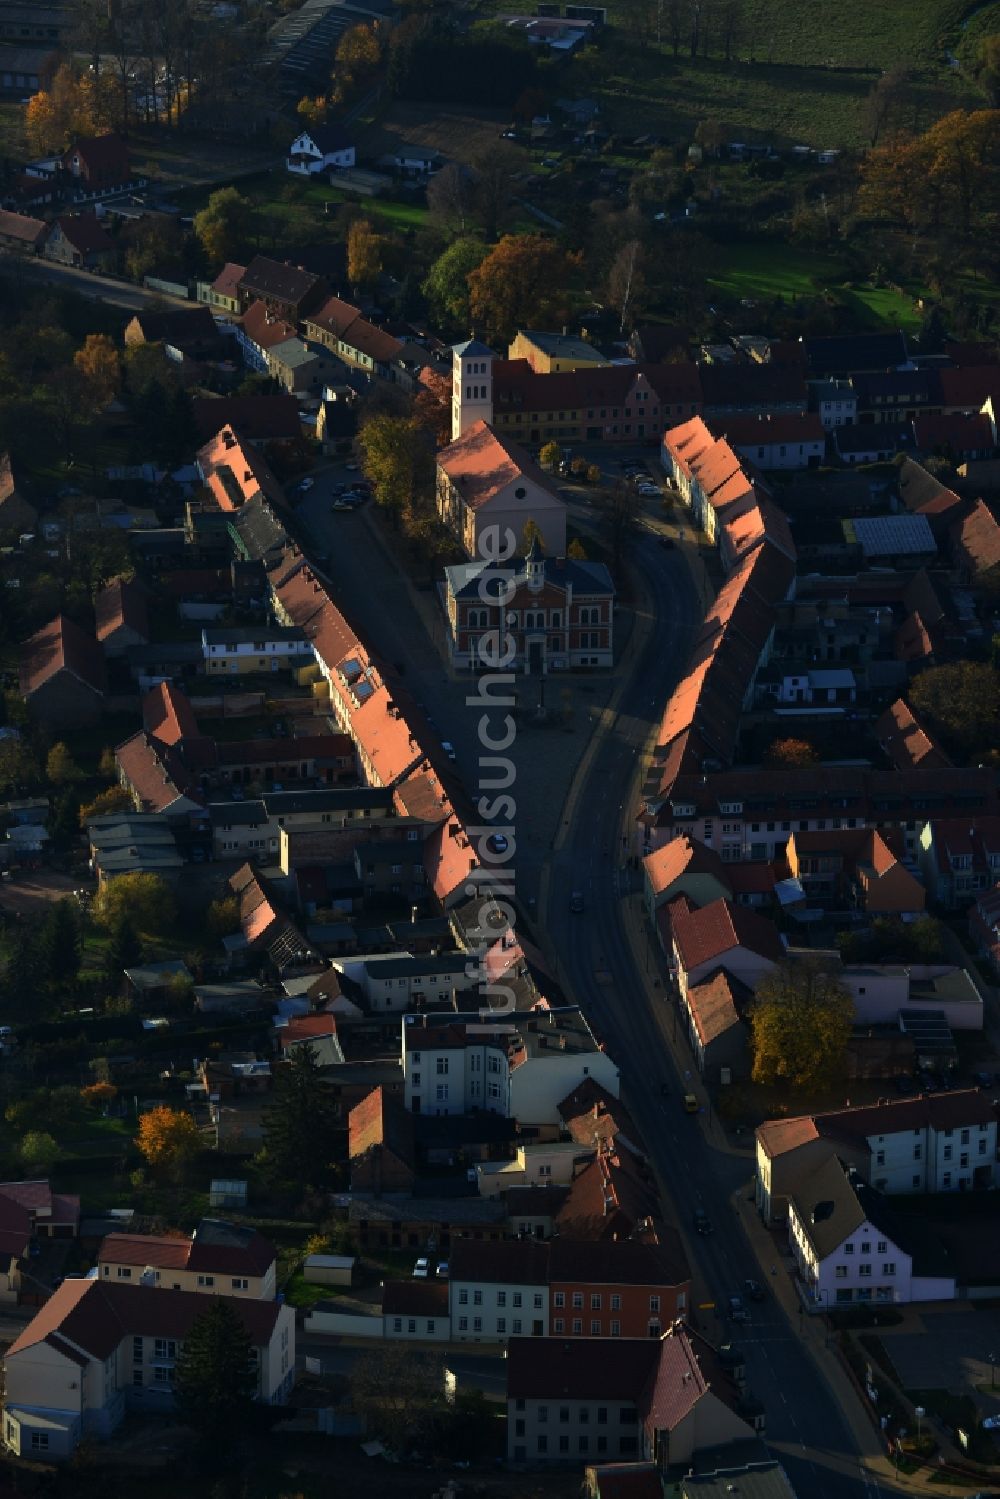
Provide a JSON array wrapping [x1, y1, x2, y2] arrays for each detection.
[[350, 1344, 446, 1454], [719, 0, 743, 62], [663, 0, 684, 56], [470, 142, 520, 241], [688, 0, 702, 57], [106, 0, 139, 137], [426, 162, 474, 235], [73, 0, 111, 81], [865, 65, 910, 148], [596, 479, 640, 570], [607, 240, 647, 334]]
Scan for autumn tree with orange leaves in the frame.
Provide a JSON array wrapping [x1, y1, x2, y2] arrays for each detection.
[[467, 235, 583, 345], [137, 1106, 202, 1177]]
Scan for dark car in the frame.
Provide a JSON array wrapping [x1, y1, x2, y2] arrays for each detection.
[[744, 1279, 765, 1302], [693, 1207, 712, 1236], [728, 1295, 748, 1322], [975, 1070, 994, 1089], [570, 891, 585, 913]]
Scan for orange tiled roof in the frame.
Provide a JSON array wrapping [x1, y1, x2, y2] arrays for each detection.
[[438, 419, 563, 513]]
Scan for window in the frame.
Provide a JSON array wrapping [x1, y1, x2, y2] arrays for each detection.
[[117, 1266, 132, 1279], [537, 1436, 548, 1454], [497, 1318, 506, 1334], [882, 1263, 896, 1276], [198, 1274, 215, 1287], [559, 1436, 570, 1454], [579, 1436, 589, 1454], [30, 1432, 49, 1452], [610, 1293, 621, 1311], [436, 1057, 449, 1075], [876, 1151, 885, 1166], [572, 1292, 583, 1309], [912, 1174, 921, 1188], [458, 1317, 468, 1331], [620, 1437, 638, 1455], [473, 1317, 482, 1332], [554, 1318, 564, 1333], [649, 1295, 660, 1313], [620, 1408, 638, 1425], [961, 1129, 970, 1145], [154, 1339, 176, 1360], [876, 1241, 887, 1255], [835, 1265, 848, 1279], [573, 1318, 582, 1334], [943, 1145, 953, 1161], [913, 1145, 922, 1160], [232, 1278, 249, 1291], [473, 1290, 482, 1306], [393, 1317, 402, 1333], [858, 1263, 872, 1278], [610, 1319, 621, 1336], [597, 1408, 608, 1425], [559, 1407, 570, 1424], [554, 1292, 565, 1308], [538, 1406, 548, 1423], [513, 1293, 522, 1308], [533, 1294, 543, 1309], [980, 1139, 988, 1155], [154, 1366, 172, 1384], [497, 1291, 507, 1307], [860, 1242, 871, 1256], [459, 1289, 468, 1305], [513, 1319, 522, 1333], [133, 1336, 143, 1363], [844, 1243, 854, 1255], [597, 1436, 608, 1454], [591, 1293, 602, 1310], [133, 1369, 144, 1387]]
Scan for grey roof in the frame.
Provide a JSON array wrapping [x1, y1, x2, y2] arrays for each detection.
[[346, 1195, 506, 1226], [453, 339, 494, 359], [834, 423, 911, 457], [268, 337, 324, 370], [848, 514, 936, 557], [788, 1154, 866, 1259], [361, 954, 469, 980], [209, 800, 268, 828], [125, 960, 191, 990], [88, 814, 177, 850], [202, 625, 306, 646], [263, 787, 393, 816], [682, 1461, 797, 1497], [516, 329, 608, 363], [445, 554, 614, 600]]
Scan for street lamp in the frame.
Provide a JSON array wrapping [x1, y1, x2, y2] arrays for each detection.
[[915, 1405, 925, 1448], [989, 1351, 997, 1390]]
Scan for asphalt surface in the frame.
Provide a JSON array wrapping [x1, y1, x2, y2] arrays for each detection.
[[0, 254, 192, 311], [542, 525, 892, 1498]]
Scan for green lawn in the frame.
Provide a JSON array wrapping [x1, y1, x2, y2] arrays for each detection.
[[708, 240, 926, 329], [472, 0, 999, 148], [283, 1270, 344, 1308]]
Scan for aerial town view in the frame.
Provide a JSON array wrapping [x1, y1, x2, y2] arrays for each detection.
[[0, 0, 999, 1496]]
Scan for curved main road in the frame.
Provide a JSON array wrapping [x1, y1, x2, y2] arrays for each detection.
[[540, 527, 892, 1499]]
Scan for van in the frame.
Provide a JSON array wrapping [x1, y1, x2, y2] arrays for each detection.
[[683, 1093, 699, 1114]]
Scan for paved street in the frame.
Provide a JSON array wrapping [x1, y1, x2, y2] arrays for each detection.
[[0, 255, 192, 312], [541, 530, 895, 1498]]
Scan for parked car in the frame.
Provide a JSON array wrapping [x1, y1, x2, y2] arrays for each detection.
[[728, 1295, 748, 1322], [435, 1261, 449, 1279], [570, 891, 585, 913], [298, 476, 314, 492], [487, 833, 509, 855], [413, 1258, 430, 1278], [332, 499, 352, 511], [683, 1093, 699, 1114], [744, 1279, 765, 1302], [693, 1207, 712, 1236], [441, 741, 457, 761]]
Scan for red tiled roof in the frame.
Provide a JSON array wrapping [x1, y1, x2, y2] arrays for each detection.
[[94, 577, 148, 644], [192, 394, 301, 443], [815, 1088, 996, 1141], [938, 365, 1000, 410], [437, 419, 564, 513], [382, 1279, 448, 1317], [506, 1334, 660, 1400], [209, 261, 246, 301], [0, 1190, 32, 1259], [423, 814, 477, 904], [306, 295, 403, 363], [875, 698, 950, 771], [685, 970, 743, 1046], [671, 897, 784, 974], [63, 133, 129, 181], [755, 1116, 820, 1158], [642, 834, 730, 900], [393, 760, 451, 825], [584, 1466, 662, 1499], [279, 1014, 337, 1049], [492, 359, 702, 416], [557, 1078, 642, 1151], [115, 730, 195, 814], [142, 682, 200, 746], [914, 413, 995, 456], [952, 498, 1000, 575], [556, 1143, 660, 1241], [7, 1279, 281, 1364], [0, 209, 46, 246], [239, 299, 296, 351], [52, 213, 113, 254], [896, 458, 962, 517], [197, 425, 284, 512], [20, 613, 106, 698], [99, 1233, 191, 1270], [709, 411, 825, 447]]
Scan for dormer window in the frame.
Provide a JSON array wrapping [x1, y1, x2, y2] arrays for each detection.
[[514, 486, 526, 499]]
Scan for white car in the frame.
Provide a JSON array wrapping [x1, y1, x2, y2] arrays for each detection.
[[298, 476, 314, 492], [441, 741, 457, 761], [412, 1258, 430, 1278]]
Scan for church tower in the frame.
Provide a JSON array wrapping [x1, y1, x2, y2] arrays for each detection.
[[451, 338, 495, 440]]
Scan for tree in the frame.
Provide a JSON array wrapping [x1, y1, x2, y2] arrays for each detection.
[[79, 785, 133, 826], [595, 479, 639, 569], [81, 1081, 118, 1111], [297, 94, 327, 126], [104, 912, 144, 979], [0, 738, 40, 792], [346, 218, 382, 293], [193, 186, 253, 264], [20, 1131, 60, 1172], [607, 240, 647, 334], [3, 929, 40, 1019], [350, 1343, 446, 1453], [469, 142, 520, 240], [173, 1298, 258, 1447], [261, 1043, 340, 1193], [358, 413, 434, 522], [766, 737, 819, 769], [910, 660, 1000, 754], [46, 741, 83, 786], [539, 440, 561, 470], [40, 899, 81, 988], [206, 895, 240, 938], [136, 1105, 202, 1175], [568, 537, 587, 560], [977, 34, 1000, 106], [467, 235, 582, 344], [750, 962, 853, 1092], [426, 163, 475, 235], [73, 333, 120, 414], [521, 518, 543, 552], [93, 872, 176, 935], [421, 238, 488, 329]]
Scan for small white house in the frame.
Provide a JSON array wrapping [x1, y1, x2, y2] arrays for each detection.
[[287, 125, 356, 176]]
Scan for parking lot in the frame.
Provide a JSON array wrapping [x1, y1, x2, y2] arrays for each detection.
[[879, 1305, 1000, 1412]]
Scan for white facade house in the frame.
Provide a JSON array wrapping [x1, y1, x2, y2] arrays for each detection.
[[774, 668, 856, 706], [401, 1009, 620, 1125], [332, 952, 477, 1012], [2, 1280, 294, 1460], [448, 1240, 549, 1342], [201, 626, 311, 673], [286, 126, 355, 176], [810, 380, 858, 430], [788, 1157, 955, 1310]]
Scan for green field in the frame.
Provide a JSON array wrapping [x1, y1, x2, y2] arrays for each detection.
[[708, 241, 927, 328], [473, 0, 1000, 146]]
